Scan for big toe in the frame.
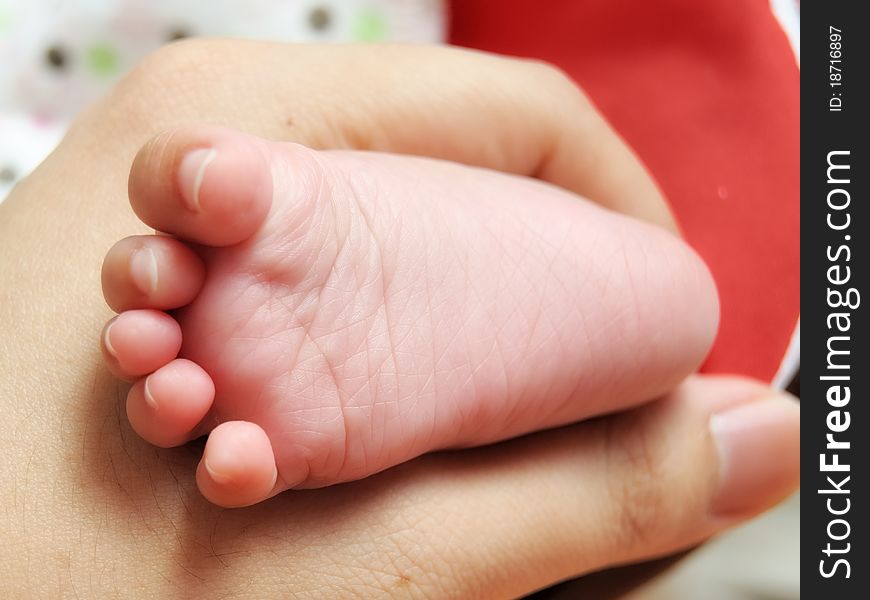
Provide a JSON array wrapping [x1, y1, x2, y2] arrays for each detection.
[[129, 125, 274, 247]]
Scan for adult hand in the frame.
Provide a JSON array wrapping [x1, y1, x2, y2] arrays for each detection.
[[74, 40, 677, 233], [0, 41, 798, 597]]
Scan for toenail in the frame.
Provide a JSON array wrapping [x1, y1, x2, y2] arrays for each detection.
[[204, 459, 234, 485], [179, 148, 217, 212], [103, 320, 118, 357], [130, 247, 159, 295], [143, 377, 158, 409]]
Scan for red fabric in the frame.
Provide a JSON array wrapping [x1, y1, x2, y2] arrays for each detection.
[[449, 0, 800, 381]]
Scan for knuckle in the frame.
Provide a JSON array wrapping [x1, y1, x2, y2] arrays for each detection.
[[129, 38, 220, 84], [602, 414, 671, 551], [518, 58, 586, 102], [523, 58, 572, 85], [115, 39, 214, 101], [101, 39, 236, 130], [497, 57, 593, 133]]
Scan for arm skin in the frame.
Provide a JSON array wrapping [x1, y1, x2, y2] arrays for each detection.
[[0, 42, 797, 598]]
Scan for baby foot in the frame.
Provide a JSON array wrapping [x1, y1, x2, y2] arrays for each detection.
[[100, 125, 718, 507]]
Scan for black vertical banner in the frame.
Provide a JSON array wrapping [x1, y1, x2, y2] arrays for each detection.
[[802, 2, 869, 596]]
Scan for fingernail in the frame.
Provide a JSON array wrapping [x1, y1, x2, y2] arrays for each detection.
[[130, 247, 158, 295], [204, 458, 234, 485], [103, 319, 118, 357], [178, 148, 217, 212], [710, 393, 800, 517], [143, 377, 158, 409]]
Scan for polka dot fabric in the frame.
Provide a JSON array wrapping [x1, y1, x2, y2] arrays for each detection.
[[0, 0, 445, 202]]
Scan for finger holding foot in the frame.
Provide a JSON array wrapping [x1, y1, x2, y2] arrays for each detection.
[[129, 126, 274, 247], [102, 309, 182, 380], [126, 358, 215, 448], [196, 421, 280, 508], [382, 376, 799, 598], [102, 235, 205, 312]]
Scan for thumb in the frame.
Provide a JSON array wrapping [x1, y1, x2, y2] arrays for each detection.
[[389, 375, 800, 597]]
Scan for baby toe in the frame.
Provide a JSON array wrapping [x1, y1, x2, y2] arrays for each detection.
[[102, 310, 182, 380], [102, 235, 205, 312], [196, 421, 279, 508], [126, 359, 215, 448]]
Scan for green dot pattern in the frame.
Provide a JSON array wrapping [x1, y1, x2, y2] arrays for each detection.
[[353, 9, 389, 42], [86, 43, 119, 77], [0, 8, 12, 35]]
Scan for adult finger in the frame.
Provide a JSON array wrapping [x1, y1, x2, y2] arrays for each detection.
[[82, 41, 676, 231]]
